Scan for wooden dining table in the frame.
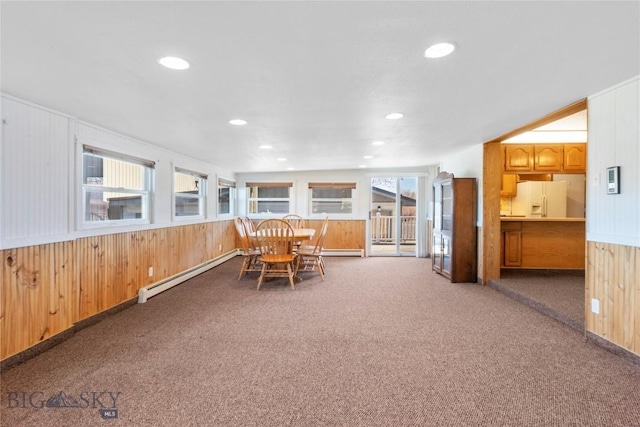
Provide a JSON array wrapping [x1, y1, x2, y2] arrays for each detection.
[[291, 228, 316, 242], [249, 228, 316, 242]]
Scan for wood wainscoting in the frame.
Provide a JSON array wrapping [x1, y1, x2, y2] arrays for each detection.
[[2, 219, 367, 361], [1, 241, 78, 362], [308, 219, 366, 255], [586, 241, 640, 356], [1, 221, 236, 361]]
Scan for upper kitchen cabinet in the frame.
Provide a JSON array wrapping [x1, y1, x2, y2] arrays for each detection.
[[502, 143, 586, 173], [562, 144, 587, 172], [504, 144, 534, 172], [500, 173, 518, 197], [534, 144, 563, 171]]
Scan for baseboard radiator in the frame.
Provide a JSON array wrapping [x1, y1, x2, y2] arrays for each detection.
[[322, 249, 365, 257], [138, 249, 239, 303]]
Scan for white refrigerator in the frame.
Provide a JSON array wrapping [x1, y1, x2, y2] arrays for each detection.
[[511, 181, 567, 217]]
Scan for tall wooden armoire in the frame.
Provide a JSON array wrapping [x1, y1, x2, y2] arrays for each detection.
[[432, 172, 477, 283]]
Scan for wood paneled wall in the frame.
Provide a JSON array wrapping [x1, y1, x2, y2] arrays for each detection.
[[2, 219, 365, 361], [307, 219, 366, 253], [1, 241, 77, 360], [586, 241, 640, 356], [1, 220, 236, 361]]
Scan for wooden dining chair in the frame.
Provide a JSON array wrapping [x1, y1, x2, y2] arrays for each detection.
[[233, 217, 261, 280], [254, 218, 297, 290], [282, 214, 305, 229], [241, 217, 260, 252], [242, 216, 256, 233], [282, 214, 306, 247], [296, 216, 329, 281]]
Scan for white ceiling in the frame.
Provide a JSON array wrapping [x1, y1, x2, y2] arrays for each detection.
[[503, 110, 588, 143], [1, 1, 638, 173]]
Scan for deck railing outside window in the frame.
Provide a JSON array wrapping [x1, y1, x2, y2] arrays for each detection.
[[371, 216, 416, 243]]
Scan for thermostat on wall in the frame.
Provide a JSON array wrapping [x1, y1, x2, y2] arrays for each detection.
[[606, 166, 620, 194]]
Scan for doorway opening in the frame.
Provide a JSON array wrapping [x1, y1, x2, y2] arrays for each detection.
[[483, 99, 587, 333], [369, 177, 418, 256]]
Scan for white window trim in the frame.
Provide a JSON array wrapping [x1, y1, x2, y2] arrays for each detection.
[[173, 166, 207, 221], [308, 198, 356, 219], [246, 182, 293, 219], [217, 177, 236, 218], [308, 184, 356, 219]]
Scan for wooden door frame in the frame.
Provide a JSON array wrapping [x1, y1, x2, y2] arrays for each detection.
[[481, 98, 588, 283]]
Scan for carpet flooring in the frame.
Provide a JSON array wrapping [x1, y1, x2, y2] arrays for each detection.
[[489, 269, 585, 332], [2, 257, 640, 426]]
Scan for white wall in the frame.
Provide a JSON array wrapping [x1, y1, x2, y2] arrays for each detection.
[[587, 76, 640, 247], [440, 143, 484, 224], [1, 96, 72, 246], [0, 94, 236, 249]]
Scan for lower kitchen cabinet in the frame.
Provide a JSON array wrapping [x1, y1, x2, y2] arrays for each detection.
[[503, 230, 522, 267], [500, 218, 585, 269]]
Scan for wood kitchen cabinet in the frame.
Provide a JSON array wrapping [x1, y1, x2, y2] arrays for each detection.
[[432, 172, 477, 283], [504, 145, 533, 172], [500, 173, 518, 196], [502, 143, 586, 173], [563, 143, 587, 171], [500, 218, 585, 269], [501, 222, 522, 267], [503, 231, 522, 266], [534, 144, 563, 171]]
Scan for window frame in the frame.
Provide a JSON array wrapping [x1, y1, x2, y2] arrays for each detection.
[[308, 182, 357, 219], [246, 182, 293, 218], [217, 177, 236, 217], [173, 167, 207, 220], [81, 145, 155, 229]]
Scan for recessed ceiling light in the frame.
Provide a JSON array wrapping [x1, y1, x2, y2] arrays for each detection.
[[259, 145, 273, 149], [424, 42, 456, 59], [287, 167, 295, 171], [358, 165, 367, 168], [385, 113, 404, 120], [277, 158, 287, 161], [363, 155, 374, 159], [229, 119, 247, 126], [372, 141, 385, 146], [157, 56, 190, 70]]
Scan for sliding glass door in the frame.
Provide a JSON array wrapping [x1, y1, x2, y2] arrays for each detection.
[[369, 177, 418, 256]]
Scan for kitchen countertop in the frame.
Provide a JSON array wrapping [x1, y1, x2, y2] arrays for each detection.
[[500, 216, 586, 222]]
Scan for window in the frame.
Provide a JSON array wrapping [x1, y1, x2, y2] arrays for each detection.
[[309, 182, 356, 216], [82, 146, 154, 224], [218, 178, 236, 216], [174, 168, 207, 218], [246, 182, 292, 214]]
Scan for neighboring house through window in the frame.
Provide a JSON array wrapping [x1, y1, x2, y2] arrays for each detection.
[[82, 146, 154, 225]]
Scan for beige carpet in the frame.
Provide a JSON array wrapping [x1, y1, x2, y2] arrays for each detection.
[[489, 269, 585, 331], [2, 257, 640, 426]]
